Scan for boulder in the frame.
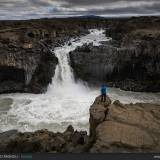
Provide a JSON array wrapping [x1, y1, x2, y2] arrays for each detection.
[[91, 121, 155, 153], [93, 95, 112, 107], [0, 127, 89, 153]]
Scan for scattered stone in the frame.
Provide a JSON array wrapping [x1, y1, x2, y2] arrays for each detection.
[[0, 128, 89, 153]]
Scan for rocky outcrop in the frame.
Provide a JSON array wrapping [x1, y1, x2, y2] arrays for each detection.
[[70, 40, 160, 92], [90, 96, 160, 153], [0, 126, 89, 153], [0, 28, 58, 93], [70, 43, 118, 85], [89, 96, 111, 139]]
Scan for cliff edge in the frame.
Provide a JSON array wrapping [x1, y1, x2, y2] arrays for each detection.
[[90, 96, 160, 153]]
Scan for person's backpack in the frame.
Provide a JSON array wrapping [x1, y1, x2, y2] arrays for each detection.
[[101, 86, 107, 94]]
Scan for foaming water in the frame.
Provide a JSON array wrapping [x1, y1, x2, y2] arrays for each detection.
[[0, 29, 160, 133]]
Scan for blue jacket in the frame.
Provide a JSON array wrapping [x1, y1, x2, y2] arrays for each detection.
[[101, 85, 107, 94]]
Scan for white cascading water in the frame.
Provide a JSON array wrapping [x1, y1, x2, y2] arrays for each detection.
[[0, 29, 160, 133], [46, 29, 111, 132], [48, 29, 110, 97]]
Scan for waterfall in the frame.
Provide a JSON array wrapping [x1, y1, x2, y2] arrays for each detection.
[[47, 29, 110, 95], [51, 42, 75, 88], [53, 29, 110, 84]]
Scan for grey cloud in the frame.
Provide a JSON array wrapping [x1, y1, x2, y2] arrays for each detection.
[[0, 0, 159, 20]]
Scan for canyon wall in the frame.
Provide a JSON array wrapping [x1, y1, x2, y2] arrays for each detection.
[[70, 17, 160, 92], [0, 28, 58, 93]]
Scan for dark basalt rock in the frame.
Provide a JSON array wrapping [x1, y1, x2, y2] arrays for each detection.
[[0, 24, 60, 94], [0, 35, 58, 93], [26, 49, 58, 93], [69, 17, 160, 92]]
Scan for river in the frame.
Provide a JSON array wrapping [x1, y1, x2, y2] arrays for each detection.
[[0, 29, 160, 133]]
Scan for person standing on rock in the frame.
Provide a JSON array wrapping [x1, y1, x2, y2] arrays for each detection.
[[100, 85, 108, 102]]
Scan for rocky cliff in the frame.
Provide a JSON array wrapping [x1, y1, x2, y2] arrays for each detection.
[[90, 96, 160, 153], [70, 17, 160, 92], [70, 40, 160, 92], [0, 96, 160, 153], [0, 28, 58, 93]]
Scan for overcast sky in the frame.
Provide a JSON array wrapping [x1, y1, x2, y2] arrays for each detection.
[[0, 0, 160, 20]]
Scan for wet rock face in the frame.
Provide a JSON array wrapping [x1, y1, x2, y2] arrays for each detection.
[[0, 126, 89, 153], [90, 96, 160, 153], [0, 66, 25, 93], [106, 17, 160, 92], [26, 49, 58, 93], [70, 44, 110, 84], [70, 36, 160, 92]]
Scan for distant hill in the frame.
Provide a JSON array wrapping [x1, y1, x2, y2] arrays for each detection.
[[69, 15, 106, 19]]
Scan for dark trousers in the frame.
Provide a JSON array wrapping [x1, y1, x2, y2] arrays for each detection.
[[101, 94, 106, 102]]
